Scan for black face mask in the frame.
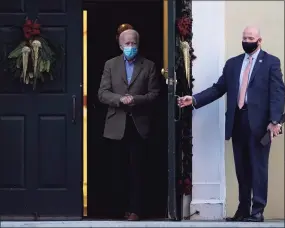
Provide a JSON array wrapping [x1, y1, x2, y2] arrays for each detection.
[[242, 41, 259, 54]]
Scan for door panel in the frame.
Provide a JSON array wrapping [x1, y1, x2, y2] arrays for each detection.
[[166, 0, 194, 220], [167, 0, 178, 221], [0, 0, 82, 217]]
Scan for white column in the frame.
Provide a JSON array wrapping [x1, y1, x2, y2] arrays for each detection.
[[190, 1, 226, 220]]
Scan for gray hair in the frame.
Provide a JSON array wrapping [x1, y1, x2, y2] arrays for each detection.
[[119, 29, 140, 47]]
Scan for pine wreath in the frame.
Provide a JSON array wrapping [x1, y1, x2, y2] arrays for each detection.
[[8, 18, 56, 90]]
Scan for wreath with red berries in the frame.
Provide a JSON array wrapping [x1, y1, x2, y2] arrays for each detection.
[[175, 0, 195, 199], [8, 18, 56, 89]]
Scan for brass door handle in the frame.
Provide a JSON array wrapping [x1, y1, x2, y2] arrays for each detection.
[[174, 95, 181, 122], [161, 68, 168, 79]]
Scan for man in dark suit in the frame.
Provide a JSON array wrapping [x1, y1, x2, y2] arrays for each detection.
[[98, 29, 160, 221], [178, 26, 285, 222]]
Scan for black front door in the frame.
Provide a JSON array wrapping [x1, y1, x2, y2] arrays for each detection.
[[0, 0, 82, 218], [167, 0, 179, 220]]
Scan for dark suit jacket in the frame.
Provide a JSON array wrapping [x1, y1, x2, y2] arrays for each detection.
[[98, 54, 160, 140], [193, 50, 285, 140]]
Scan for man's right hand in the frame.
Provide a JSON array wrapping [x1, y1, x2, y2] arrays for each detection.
[[177, 95, 193, 108], [120, 95, 134, 105], [267, 123, 282, 141]]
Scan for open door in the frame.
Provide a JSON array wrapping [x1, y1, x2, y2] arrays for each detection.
[[163, 0, 194, 221], [0, 0, 82, 218], [163, 0, 180, 221]]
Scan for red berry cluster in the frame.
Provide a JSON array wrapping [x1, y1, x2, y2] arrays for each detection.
[[23, 19, 41, 39], [177, 15, 192, 38]]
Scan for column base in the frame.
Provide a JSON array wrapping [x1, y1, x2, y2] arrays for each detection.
[[190, 200, 224, 220]]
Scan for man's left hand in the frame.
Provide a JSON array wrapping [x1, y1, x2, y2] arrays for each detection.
[[267, 123, 282, 141]]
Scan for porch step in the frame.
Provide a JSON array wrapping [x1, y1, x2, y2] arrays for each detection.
[[1, 220, 284, 227]]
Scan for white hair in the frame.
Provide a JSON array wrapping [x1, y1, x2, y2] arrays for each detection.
[[119, 29, 140, 47]]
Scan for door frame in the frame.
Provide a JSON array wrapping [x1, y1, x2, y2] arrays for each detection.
[[82, 0, 180, 219]]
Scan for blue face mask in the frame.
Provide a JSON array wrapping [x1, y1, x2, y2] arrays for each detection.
[[123, 46, 138, 60]]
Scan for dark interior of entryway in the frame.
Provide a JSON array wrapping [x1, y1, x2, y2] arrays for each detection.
[[84, 0, 168, 220]]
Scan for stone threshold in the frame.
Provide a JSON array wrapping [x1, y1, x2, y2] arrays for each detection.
[[0, 220, 284, 227]]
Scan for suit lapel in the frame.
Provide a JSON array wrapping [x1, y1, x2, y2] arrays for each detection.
[[129, 56, 143, 87], [119, 54, 128, 85], [248, 50, 264, 84]]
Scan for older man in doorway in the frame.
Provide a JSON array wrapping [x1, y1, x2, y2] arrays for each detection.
[[178, 26, 285, 222], [98, 29, 160, 221]]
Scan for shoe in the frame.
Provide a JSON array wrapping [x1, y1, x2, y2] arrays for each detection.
[[124, 212, 130, 219], [128, 213, 140, 221], [226, 212, 249, 222], [244, 213, 264, 222]]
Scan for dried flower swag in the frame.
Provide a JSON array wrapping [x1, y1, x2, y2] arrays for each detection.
[[8, 18, 56, 89]]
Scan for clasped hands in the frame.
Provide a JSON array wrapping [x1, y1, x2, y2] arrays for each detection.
[[120, 94, 134, 105]]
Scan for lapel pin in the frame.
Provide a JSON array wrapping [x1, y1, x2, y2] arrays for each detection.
[[259, 59, 263, 63]]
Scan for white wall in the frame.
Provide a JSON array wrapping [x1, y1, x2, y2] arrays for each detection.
[[190, 1, 226, 220]]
